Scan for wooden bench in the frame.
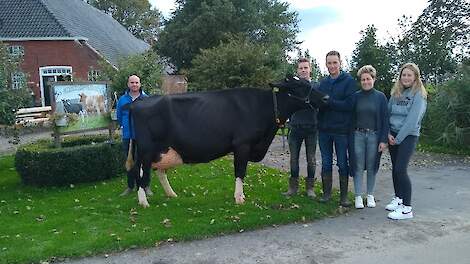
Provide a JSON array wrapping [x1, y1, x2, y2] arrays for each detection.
[[15, 106, 52, 127]]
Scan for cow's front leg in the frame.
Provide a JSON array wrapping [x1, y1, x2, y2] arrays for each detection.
[[233, 145, 250, 204], [137, 187, 149, 208], [137, 161, 152, 208], [234, 177, 245, 204], [156, 169, 178, 197]]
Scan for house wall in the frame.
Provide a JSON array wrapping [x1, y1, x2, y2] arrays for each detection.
[[7, 40, 102, 106]]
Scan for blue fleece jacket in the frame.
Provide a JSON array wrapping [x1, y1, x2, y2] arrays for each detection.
[[318, 71, 358, 134], [116, 89, 148, 139]]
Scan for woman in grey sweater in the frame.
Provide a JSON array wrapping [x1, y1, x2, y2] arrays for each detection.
[[386, 63, 427, 220]]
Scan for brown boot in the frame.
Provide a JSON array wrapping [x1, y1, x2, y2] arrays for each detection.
[[320, 172, 332, 202], [339, 176, 351, 207], [305, 177, 316, 198], [282, 177, 299, 197]]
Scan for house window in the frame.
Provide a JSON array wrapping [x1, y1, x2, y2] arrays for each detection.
[[87, 69, 100, 81], [11, 72, 25, 89], [8, 45, 24, 57]]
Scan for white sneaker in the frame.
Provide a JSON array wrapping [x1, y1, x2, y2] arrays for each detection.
[[355, 196, 364, 209], [385, 197, 403, 211], [388, 205, 413, 220], [367, 195, 376, 208]]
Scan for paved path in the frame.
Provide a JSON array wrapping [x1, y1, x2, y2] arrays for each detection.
[[3, 134, 470, 264]]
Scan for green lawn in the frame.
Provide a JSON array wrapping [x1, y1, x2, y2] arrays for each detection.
[[0, 155, 343, 264]]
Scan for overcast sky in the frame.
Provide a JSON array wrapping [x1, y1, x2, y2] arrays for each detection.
[[149, 0, 428, 73]]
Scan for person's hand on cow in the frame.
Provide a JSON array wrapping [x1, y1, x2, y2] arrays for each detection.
[[388, 134, 396, 145]]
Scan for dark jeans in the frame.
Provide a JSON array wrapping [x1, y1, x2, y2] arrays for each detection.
[[389, 132, 418, 206], [318, 131, 349, 177], [122, 138, 151, 189], [288, 125, 317, 179]]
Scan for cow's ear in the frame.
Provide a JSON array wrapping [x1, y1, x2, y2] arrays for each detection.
[[285, 73, 294, 81]]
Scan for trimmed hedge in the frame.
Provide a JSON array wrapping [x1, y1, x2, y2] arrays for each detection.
[[15, 135, 124, 186]]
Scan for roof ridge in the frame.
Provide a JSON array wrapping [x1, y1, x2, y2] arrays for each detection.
[[38, 0, 72, 37]]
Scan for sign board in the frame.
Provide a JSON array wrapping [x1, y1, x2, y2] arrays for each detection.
[[51, 82, 111, 134]]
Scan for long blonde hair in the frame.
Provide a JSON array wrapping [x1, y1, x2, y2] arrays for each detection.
[[391, 63, 427, 99]]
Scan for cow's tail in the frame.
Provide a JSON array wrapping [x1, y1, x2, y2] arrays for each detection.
[[125, 139, 135, 171]]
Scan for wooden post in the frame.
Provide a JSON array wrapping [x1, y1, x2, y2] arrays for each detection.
[[53, 126, 61, 148]]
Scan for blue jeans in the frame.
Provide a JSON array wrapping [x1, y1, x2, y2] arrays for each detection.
[[353, 131, 379, 196], [318, 131, 349, 177], [288, 126, 317, 179]]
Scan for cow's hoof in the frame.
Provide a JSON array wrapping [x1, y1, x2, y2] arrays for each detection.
[[235, 194, 245, 204], [137, 188, 150, 208], [167, 191, 178, 198]]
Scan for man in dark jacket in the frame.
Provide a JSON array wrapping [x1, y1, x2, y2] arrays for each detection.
[[317, 51, 357, 206], [116, 75, 151, 196], [282, 58, 319, 199]]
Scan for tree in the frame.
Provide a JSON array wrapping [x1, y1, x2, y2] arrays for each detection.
[[350, 25, 394, 95], [157, 0, 299, 71], [188, 35, 286, 90], [97, 50, 164, 95], [394, 0, 469, 83], [0, 42, 33, 125], [86, 0, 161, 43]]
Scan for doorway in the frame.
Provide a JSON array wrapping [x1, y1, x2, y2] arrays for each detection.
[[39, 66, 72, 106]]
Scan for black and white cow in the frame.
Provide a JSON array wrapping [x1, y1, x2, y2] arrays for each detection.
[[62, 99, 83, 114], [127, 76, 328, 207]]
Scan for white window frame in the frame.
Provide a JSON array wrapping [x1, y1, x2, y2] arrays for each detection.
[[8, 45, 24, 57], [87, 69, 100, 81], [11, 71, 25, 90]]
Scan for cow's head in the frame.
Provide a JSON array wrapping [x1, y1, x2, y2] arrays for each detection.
[[269, 74, 328, 108]]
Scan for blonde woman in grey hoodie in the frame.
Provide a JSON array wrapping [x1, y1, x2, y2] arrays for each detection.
[[386, 63, 427, 220]]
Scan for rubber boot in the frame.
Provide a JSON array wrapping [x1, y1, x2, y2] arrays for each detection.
[[320, 172, 332, 202], [282, 177, 299, 196], [305, 177, 316, 198], [339, 176, 351, 207]]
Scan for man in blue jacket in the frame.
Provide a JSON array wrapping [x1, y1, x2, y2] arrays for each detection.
[[117, 75, 150, 196], [317, 51, 357, 206]]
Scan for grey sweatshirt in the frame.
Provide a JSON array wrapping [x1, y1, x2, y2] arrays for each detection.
[[388, 88, 427, 144]]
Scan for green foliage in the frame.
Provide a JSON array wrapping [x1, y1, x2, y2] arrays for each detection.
[[0, 89, 34, 125], [157, 0, 299, 71], [15, 135, 124, 186], [0, 155, 343, 264], [391, 0, 469, 83], [86, 0, 161, 43], [350, 25, 394, 95], [421, 61, 470, 146], [188, 36, 287, 90], [97, 50, 164, 95]]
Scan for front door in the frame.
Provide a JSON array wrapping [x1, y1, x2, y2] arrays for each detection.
[[42, 76, 55, 106], [39, 66, 72, 106]]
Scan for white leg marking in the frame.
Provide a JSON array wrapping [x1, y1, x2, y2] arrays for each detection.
[[157, 169, 178, 197], [234, 177, 245, 204], [137, 187, 150, 208]]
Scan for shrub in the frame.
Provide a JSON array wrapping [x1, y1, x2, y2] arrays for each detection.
[[422, 61, 470, 146], [15, 135, 124, 186], [0, 88, 34, 125]]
